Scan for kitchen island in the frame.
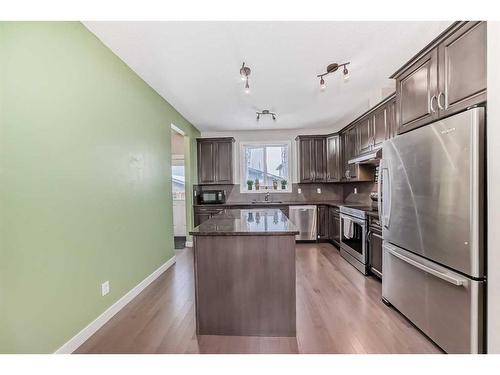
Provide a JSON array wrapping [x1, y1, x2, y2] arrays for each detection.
[[190, 208, 299, 337]]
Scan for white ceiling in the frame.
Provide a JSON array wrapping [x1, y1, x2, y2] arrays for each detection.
[[84, 21, 452, 132]]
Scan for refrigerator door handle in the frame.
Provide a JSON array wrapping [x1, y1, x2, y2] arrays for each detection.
[[377, 160, 383, 219], [380, 160, 391, 229], [386, 245, 467, 287]]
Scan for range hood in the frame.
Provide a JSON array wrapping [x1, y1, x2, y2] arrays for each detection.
[[348, 148, 382, 165]]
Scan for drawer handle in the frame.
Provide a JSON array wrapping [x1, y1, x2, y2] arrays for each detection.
[[387, 247, 467, 287]]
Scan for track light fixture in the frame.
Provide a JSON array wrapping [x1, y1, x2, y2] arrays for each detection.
[[317, 62, 351, 90], [240, 62, 251, 94], [256, 110, 277, 121]]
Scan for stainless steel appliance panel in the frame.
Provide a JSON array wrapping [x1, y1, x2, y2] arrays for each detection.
[[289, 205, 317, 241], [382, 242, 484, 353], [380, 107, 484, 277], [340, 213, 367, 264]]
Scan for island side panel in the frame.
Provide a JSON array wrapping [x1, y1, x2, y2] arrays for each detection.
[[194, 235, 296, 337]]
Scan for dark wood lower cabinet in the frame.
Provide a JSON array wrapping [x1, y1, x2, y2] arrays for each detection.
[[368, 216, 382, 279], [328, 207, 340, 246], [194, 235, 296, 337], [317, 205, 329, 240]]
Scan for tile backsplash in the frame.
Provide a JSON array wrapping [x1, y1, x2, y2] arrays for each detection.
[[343, 181, 377, 205], [194, 182, 375, 204]]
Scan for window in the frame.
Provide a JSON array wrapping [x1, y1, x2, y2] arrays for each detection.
[[240, 142, 291, 192], [172, 165, 185, 201]]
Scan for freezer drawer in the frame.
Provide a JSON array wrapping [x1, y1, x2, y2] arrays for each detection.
[[382, 242, 484, 353]]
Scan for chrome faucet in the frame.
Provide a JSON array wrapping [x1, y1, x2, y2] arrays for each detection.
[[264, 192, 270, 202]]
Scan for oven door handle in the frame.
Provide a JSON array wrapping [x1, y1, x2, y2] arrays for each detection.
[[340, 214, 366, 227]]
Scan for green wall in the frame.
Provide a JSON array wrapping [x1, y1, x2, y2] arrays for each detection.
[[0, 22, 200, 353]]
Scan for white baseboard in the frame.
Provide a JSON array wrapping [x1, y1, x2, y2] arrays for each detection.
[[54, 255, 176, 354], [185, 240, 193, 248]]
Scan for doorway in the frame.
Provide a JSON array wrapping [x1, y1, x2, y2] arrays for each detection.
[[171, 126, 187, 249]]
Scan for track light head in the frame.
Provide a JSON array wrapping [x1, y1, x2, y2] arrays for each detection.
[[240, 62, 251, 80], [319, 76, 326, 91], [343, 66, 350, 81]]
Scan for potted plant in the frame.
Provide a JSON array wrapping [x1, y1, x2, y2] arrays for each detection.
[[281, 180, 288, 190], [272, 179, 278, 190], [254, 178, 260, 190], [247, 179, 254, 191]]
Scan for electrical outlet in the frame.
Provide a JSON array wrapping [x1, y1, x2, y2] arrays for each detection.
[[317, 187, 321, 194], [101, 281, 110, 296], [298, 188, 302, 194], [354, 187, 358, 194]]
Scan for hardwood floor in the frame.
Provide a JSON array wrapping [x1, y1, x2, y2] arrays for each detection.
[[75, 243, 441, 354]]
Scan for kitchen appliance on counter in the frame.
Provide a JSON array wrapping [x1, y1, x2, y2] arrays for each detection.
[[380, 107, 485, 353], [289, 205, 317, 241], [198, 190, 226, 204], [339, 206, 369, 274]]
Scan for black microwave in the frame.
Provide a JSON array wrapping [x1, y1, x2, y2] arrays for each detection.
[[198, 190, 226, 204]]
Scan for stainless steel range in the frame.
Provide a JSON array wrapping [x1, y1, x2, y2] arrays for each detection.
[[339, 206, 369, 275]]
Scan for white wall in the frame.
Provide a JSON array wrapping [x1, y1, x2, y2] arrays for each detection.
[[487, 21, 500, 354], [201, 128, 332, 185]]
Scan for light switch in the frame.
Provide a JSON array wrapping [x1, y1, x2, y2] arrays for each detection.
[[101, 281, 110, 296]]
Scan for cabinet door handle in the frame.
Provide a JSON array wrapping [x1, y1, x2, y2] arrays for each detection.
[[437, 92, 445, 110], [430, 95, 437, 113]]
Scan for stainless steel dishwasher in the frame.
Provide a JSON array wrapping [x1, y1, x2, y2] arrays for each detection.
[[289, 205, 317, 241]]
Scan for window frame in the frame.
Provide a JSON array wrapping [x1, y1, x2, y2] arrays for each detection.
[[239, 140, 292, 193]]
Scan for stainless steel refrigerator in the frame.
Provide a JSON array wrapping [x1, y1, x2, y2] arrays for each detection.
[[380, 107, 485, 354]]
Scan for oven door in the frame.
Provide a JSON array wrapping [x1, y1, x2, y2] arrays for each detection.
[[340, 213, 367, 264]]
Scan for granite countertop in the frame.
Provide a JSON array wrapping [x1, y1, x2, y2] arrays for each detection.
[[193, 201, 344, 208], [190, 208, 299, 236]]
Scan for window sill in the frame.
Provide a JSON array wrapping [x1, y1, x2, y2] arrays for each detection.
[[240, 188, 292, 194]]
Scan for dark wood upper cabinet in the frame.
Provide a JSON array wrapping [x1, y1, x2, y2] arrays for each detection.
[[339, 128, 358, 181], [198, 141, 215, 183], [357, 117, 372, 155], [392, 21, 486, 134], [396, 48, 439, 133], [438, 21, 486, 117], [313, 137, 327, 182], [340, 132, 349, 180], [297, 136, 327, 183], [298, 137, 314, 183], [214, 141, 233, 184], [372, 105, 387, 149], [197, 137, 234, 185], [386, 97, 398, 139], [326, 135, 341, 182], [346, 127, 358, 179]]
